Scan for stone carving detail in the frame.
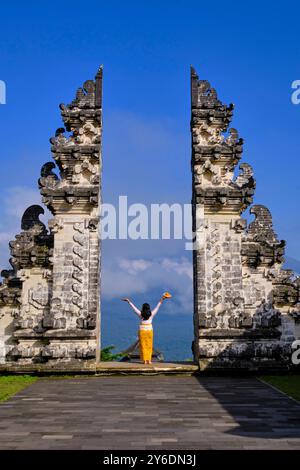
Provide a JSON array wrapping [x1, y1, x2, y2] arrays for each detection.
[[71, 222, 85, 312], [9, 205, 53, 271], [253, 300, 281, 329], [191, 66, 299, 370], [193, 123, 224, 146], [242, 205, 286, 268], [234, 163, 255, 190], [0, 67, 102, 367], [273, 270, 300, 314], [28, 284, 50, 309], [190, 69, 255, 214], [248, 205, 278, 243]]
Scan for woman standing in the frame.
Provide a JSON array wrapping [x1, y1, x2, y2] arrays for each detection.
[[122, 293, 171, 364]]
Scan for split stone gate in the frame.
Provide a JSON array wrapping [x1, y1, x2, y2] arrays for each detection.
[[0, 66, 299, 371]]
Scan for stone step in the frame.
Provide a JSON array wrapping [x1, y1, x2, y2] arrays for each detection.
[[95, 361, 199, 376], [0, 361, 199, 376]]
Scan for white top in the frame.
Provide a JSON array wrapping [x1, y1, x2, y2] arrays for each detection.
[[128, 300, 162, 330]]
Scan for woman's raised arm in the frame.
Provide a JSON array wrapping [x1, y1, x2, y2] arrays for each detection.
[[122, 298, 141, 317], [151, 299, 163, 318]]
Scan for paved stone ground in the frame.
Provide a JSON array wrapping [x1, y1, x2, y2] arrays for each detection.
[[0, 376, 300, 449]]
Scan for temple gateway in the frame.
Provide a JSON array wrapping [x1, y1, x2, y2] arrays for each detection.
[[0, 66, 299, 372]]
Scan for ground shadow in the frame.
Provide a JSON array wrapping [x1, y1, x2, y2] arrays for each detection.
[[195, 374, 300, 439]]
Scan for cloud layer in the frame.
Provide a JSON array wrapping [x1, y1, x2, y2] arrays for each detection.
[[102, 255, 193, 315]]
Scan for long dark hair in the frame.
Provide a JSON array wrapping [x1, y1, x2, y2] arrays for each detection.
[[141, 303, 151, 320]]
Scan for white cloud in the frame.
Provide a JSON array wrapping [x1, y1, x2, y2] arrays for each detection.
[[119, 258, 152, 275], [161, 257, 193, 280], [102, 255, 193, 315]]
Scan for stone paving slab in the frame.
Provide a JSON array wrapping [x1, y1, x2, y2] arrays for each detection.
[[0, 376, 300, 449]]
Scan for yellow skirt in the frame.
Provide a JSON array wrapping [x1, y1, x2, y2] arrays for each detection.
[[139, 329, 153, 361]]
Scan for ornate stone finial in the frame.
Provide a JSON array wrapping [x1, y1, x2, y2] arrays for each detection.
[[241, 205, 286, 268], [234, 163, 256, 190], [38, 162, 60, 193], [42, 67, 102, 215], [191, 67, 254, 213], [40, 162, 58, 179], [8, 205, 53, 271], [248, 205, 278, 243], [1, 269, 14, 279], [95, 65, 103, 108], [59, 65, 102, 116], [21, 205, 46, 233], [190, 66, 234, 117]]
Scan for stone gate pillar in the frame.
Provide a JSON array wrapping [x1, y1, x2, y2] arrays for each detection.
[[0, 67, 103, 370], [38, 67, 103, 364], [191, 67, 299, 370]]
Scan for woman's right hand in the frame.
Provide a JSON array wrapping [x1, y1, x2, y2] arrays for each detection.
[[121, 297, 130, 303]]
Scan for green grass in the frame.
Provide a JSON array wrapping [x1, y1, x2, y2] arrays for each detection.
[[0, 375, 38, 402], [260, 375, 300, 402]]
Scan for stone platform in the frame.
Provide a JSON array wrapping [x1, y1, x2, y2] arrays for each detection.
[[0, 361, 199, 376], [95, 361, 199, 375]]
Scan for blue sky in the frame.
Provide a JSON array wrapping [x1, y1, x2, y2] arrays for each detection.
[[0, 0, 299, 324]]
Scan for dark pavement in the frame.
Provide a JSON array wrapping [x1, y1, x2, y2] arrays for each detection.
[[0, 376, 300, 449]]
